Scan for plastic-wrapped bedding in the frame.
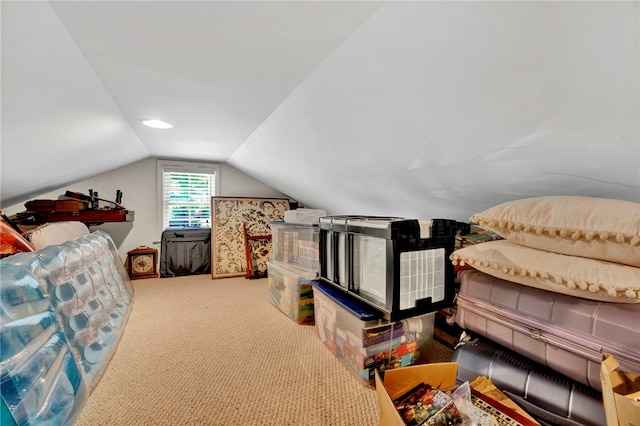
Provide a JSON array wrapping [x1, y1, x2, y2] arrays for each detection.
[[1, 231, 134, 426], [0, 262, 89, 426]]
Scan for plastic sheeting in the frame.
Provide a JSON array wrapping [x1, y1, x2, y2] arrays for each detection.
[[0, 231, 133, 426]]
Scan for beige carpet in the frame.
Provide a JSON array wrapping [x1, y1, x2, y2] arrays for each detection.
[[75, 274, 452, 426]]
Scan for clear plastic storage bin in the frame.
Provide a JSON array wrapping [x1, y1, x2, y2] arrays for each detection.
[[312, 279, 432, 386], [270, 221, 320, 271], [267, 261, 317, 324]]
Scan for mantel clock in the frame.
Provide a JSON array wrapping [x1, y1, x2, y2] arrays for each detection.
[[126, 246, 159, 280]]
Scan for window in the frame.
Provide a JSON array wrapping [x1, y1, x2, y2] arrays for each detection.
[[157, 160, 220, 230]]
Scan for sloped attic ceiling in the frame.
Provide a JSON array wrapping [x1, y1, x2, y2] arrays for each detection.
[[1, 0, 382, 206], [2, 1, 639, 220]]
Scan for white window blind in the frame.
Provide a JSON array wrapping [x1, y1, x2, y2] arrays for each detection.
[[158, 161, 220, 230]]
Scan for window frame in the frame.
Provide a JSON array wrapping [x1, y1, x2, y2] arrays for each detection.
[[156, 160, 221, 234]]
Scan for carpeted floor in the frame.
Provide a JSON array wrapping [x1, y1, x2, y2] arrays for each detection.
[[75, 274, 453, 426]]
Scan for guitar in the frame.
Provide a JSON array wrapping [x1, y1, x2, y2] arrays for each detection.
[[65, 190, 125, 210]]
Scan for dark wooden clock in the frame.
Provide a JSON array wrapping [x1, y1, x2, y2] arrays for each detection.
[[126, 246, 159, 279]]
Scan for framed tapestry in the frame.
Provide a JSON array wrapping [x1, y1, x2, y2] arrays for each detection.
[[211, 196, 290, 279]]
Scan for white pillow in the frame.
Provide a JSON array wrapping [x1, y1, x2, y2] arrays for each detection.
[[470, 196, 640, 267], [26, 221, 90, 249], [450, 240, 640, 303]]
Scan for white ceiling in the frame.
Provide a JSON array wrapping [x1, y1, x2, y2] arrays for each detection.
[[2, 1, 639, 219], [1, 0, 381, 205]]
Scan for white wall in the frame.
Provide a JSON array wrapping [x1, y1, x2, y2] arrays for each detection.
[[4, 158, 287, 260], [228, 1, 640, 221]]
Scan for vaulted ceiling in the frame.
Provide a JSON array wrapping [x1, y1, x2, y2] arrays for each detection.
[[2, 1, 638, 219]]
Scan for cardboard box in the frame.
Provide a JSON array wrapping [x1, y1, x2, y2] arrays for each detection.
[[601, 354, 640, 426], [375, 362, 458, 426]]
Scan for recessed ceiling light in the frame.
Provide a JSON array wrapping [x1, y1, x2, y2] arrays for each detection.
[[141, 119, 173, 129]]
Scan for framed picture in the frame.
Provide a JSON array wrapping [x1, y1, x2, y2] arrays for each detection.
[[211, 196, 290, 279]]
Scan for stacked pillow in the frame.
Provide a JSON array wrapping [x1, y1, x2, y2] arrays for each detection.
[[450, 196, 640, 303]]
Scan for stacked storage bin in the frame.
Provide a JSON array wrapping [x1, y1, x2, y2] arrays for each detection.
[[311, 216, 461, 386], [267, 213, 322, 325], [312, 279, 429, 386]]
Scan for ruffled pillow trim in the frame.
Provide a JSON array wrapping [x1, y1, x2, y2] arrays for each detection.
[[470, 215, 640, 247], [450, 252, 637, 299]]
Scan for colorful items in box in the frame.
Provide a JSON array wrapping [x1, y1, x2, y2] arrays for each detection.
[[312, 279, 422, 385], [270, 221, 320, 271], [394, 383, 462, 426], [337, 324, 418, 383], [337, 323, 417, 369], [267, 261, 316, 324]]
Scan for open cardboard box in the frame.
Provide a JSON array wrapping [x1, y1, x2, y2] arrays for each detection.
[[375, 362, 458, 426], [601, 354, 640, 426]]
